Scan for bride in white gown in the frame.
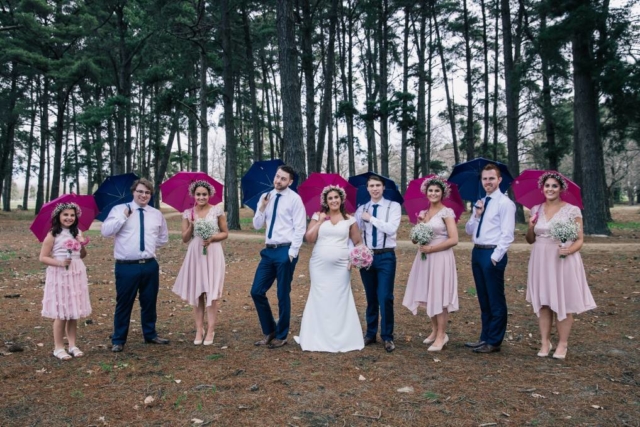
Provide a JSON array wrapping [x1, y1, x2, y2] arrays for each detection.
[[294, 186, 365, 352]]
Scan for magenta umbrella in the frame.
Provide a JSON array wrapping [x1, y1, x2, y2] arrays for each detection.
[[297, 173, 357, 217], [30, 193, 99, 242], [404, 175, 465, 224], [159, 171, 224, 212], [512, 169, 583, 210]]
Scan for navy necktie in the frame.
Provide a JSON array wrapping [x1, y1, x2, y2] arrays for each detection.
[[138, 208, 145, 251], [371, 204, 379, 248], [267, 193, 282, 239], [476, 196, 491, 238]]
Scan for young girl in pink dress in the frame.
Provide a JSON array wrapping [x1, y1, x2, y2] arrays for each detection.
[[39, 203, 92, 360]]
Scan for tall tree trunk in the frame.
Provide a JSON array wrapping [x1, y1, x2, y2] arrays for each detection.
[[338, 0, 356, 176], [463, 0, 475, 161], [413, 10, 428, 176], [261, 53, 276, 160], [301, 0, 316, 174], [36, 78, 49, 213], [492, 0, 500, 160], [400, 8, 410, 192], [480, 0, 490, 157], [242, 7, 262, 161], [50, 85, 71, 200], [379, 0, 390, 177], [539, 11, 558, 170], [155, 109, 179, 192], [426, 11, 434, 175], [0, 61, 20, 211], [199, 50, 209, 173], [23, 78, 37, 210]]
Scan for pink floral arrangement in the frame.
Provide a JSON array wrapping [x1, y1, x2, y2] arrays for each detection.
[[62, 239, 81, 270], [349, 245, 373, 269]]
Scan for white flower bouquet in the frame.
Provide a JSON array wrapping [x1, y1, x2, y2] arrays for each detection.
[[193, 219, 219, 255], [549, 219, 578, 259], [410, 222, 435, 260]]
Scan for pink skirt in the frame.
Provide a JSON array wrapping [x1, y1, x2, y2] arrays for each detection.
[[172, 237, 225, 307], [41, 259, 92, 320]]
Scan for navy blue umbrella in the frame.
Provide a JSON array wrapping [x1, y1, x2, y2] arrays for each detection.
[[447, 157, 513, 200], [241, 159, 299, 211], [94, 173, 154, 221], [348, 171, 404, 207]]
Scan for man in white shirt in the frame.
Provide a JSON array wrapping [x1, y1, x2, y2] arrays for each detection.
[[464, 164, 516, 354], [101, 178, 169, 353], [355, 174, 402, 352], [251, 165, 307, 349]]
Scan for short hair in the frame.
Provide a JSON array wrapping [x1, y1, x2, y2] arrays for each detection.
[[131, 178, 155, 194], [366, 174, 385, 186], [277, 165, 296, 180], [482, 163, 501, 178]]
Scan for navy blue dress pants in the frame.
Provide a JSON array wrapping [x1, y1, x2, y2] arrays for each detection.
[[359, 251, 396, 342], [471, 248, 508, 346]]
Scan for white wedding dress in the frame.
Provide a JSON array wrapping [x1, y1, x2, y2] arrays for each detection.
[[295, 217, 365, 352]]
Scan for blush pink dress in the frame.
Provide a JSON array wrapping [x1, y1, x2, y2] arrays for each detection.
[[41, 229, 92, 320], [172, 206, 226, 307], [526, 203, 596, 320], [403, 207, 459, 317]]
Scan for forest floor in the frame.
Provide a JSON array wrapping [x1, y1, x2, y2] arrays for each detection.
[[1, 205, 639, 426]]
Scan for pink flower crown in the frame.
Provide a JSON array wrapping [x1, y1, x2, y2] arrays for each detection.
[[420, 177, 451, 199], [51, 202, 82, 219], [537, 171, 567, 191], [188, 180, 215, 197], [320, 185, 347, 209]]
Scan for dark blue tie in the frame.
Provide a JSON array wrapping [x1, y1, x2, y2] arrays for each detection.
[[138, 208, 145, 251], [267, 193, 282, 239], [371, 204, 379, 248], [475, 196, 491, 238]]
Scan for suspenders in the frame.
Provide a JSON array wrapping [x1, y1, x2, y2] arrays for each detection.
[[363, 201, 391, 249]]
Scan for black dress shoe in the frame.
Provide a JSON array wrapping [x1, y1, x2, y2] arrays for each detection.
[[112, 344, 124, 352], [267, 338, 288, 349], [473, 344, 500, 353], [145, 337, 170, 345], [364, 336, 377, 346], [254, 332, 275, 346], [384, 340, 396, 353], [464, 340, 486, 348]]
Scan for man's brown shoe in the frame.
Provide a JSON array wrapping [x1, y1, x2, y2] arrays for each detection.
[[268, 338, 288, 349], [464, 340, 486, 349], [384, 340, 396, 353], [364, 336, 377, 346], [254, 332, 275, 346], [473, 344, 500, 353]]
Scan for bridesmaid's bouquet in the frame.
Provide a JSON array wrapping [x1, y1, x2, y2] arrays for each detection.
[[193, 219, 219, 255], [549, 219, 578, 259], [62, 239, 81, 270], [349, 245, 373, 269], [410, 223, 435, 260]]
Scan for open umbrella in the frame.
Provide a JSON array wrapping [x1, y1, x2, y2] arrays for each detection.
[[93, 173, 154, 221], [297, 173, 357, 216], [447, 157, 513, 200], [241, 159, 298, 211], [159, 171, 224, 212], [347, 171, 404, 207], [30, 194, 99, 242], [404, 175, 465, 224], [512, 169, 583, 210]]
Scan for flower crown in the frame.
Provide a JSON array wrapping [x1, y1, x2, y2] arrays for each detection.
[[320, 185, 347, 208], [51, 202, 82, 219], [188, 180, 215, 197], [537, 171, 567, 191], [420, 177, 451, 199]]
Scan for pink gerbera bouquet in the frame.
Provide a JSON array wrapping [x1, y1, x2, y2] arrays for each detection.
[[62, 239, 81, 270], [349, 245, 373, 269]]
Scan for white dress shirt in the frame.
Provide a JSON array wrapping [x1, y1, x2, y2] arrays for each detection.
[[101, 201, 169, 261], [465, 190, 516, 262], [355, 197, 402, 249], [252, 187, 307, 258]]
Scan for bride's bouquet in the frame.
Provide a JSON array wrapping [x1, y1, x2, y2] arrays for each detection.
[[193, 219, 219, 255], [410, 223, 435, 260], [349, 245, 373, 269], [549, 219, 578, 259]]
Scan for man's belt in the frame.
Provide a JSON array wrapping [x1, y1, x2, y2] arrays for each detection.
[[265, 243, 292, 249], [474, 244, 497, 250], [115, 258, 155, 264], [372, 248, 395, 255]]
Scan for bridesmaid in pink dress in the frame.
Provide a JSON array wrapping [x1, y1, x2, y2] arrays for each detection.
[[525, 172, 596, 360], [402, 177, 459, 352], [172, 181, 228, 346]]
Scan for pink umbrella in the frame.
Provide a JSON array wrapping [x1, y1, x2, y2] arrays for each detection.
[[159, 171, 224, 212], [297, 173, 357, 217], [30, 193, 99, 242], [512, 169, 583, 210], [404, 175, 465, 224]]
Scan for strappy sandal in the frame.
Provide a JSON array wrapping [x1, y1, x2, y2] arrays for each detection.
[[68, 346, 84, 358], [53, 348, 72, 360]]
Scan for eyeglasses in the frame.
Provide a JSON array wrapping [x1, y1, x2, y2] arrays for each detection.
[[135, 190, 152, 195]]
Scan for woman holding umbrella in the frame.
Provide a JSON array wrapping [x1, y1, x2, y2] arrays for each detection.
[[402, 177, 459, 352], [172, 180, 228, 346], [525, 171, 596, 359]]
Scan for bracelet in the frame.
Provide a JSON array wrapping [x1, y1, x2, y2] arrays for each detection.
[[79, 237, 90, 246]]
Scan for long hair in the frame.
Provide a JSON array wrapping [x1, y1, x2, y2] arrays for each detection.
[[51, 207, 80, 238], [321, 189, 348, 220]]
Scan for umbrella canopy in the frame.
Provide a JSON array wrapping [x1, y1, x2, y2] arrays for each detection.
[[94, 173, 154, 221], [447, 157, 513, 200], [512, 169, 583, 210], [347, 171, 404, 207], [159, 171, 224, 212], [404, 175, 465, 224], [30, 193, 99, 242], [241, 159, 298, 211], [297, 173, 357, 217]]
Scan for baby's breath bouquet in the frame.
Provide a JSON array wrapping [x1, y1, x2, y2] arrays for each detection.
[[410, 223, 435, 260], [549, 219, 578, 259], [193, 219, 219, 255]]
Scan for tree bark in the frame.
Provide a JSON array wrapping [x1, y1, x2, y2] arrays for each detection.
[[242, 7, 262, 162], [480, 0, 490, 157], [301, 0, 316, 174], [463, 0, 475, 161], [35, 77, 49, 213]]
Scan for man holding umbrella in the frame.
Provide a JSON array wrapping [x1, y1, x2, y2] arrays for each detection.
[[251, 165, 307, 349], [464, 164, 516, 354], [101, 178, 170, 353]]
